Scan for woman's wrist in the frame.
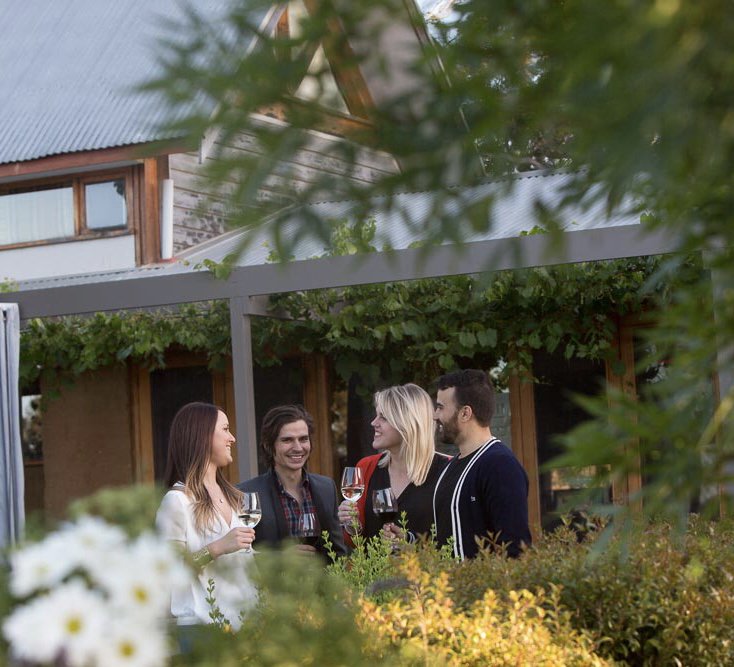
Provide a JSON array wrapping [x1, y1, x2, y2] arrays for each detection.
[[192, 546, 214, 568]]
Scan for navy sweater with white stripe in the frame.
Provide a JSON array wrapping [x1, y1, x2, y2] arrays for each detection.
[[433, 439, 531, 559]]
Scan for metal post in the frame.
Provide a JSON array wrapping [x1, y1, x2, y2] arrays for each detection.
[[229, 297, 259, 483]]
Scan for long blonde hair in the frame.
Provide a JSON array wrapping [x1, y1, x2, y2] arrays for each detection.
[[164, 402, 242, 532], [374, 383, 435, 486]]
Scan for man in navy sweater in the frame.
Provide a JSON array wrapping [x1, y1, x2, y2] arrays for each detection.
[[432, 369, 531, 558]]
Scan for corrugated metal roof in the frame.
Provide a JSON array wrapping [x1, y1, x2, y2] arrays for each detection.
[[178, 170, 640, 264], [0, 0, 268, 165], [15, 170, 643, 291]]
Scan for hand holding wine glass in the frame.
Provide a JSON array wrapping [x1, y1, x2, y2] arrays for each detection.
[[237, 491, 262, 552], [340, 466, 364, 536]]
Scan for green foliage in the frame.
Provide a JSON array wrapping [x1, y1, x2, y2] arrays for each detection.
[[359, 552, 607, 666], [20, 302, 231, 392], [139, 0, 734, 524], [444, 518, 734, 666], [67, 484, 164, 537], [174, 548, 398, 667], [19, 253, 692, 396], [323, 517, 734, 666]]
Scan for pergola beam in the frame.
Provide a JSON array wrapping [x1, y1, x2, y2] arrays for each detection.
[[6, 224, 678, 320]]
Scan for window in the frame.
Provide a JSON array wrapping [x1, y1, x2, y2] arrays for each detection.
[[532, 350, 612, 531], [0, 170, 131, 247]]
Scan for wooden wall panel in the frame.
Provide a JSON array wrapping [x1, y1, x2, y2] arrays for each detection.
[[302, 354, 334, 479], [607, 320, 642, 510], [509, 372, 541, 541]]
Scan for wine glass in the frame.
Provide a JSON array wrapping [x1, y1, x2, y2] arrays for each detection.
[[372, 488, 399, 527], [340, 466, 364, 535], [296, 512, 320, 547], [237, 491, 262, 552]]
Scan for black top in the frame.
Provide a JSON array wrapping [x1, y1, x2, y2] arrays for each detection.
[[363, 453, 449, 539], [434, 454, 473, 547]]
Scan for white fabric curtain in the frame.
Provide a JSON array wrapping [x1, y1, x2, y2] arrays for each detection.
[[0, 303, 24, 548], [0, 186, 74, 244]]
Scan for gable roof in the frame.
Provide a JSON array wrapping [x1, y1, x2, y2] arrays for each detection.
[[0, 0, 273, 165]]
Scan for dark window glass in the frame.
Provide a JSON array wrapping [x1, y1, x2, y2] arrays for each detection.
[[533, 350, 611, 531], [150, 366, 213, 481], [253, 359, 305, 473]]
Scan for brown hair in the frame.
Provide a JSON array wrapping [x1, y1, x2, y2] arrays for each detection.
[[436, 369, 496, 427], [164, 402, 241, 531], [260, 404, 314, 469]]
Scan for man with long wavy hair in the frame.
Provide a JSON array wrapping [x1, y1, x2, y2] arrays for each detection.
[[238, 404, 347, 558]]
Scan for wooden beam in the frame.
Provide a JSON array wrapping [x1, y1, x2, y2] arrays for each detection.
[[0, 143, 186, 180], [509, 371, 541, 541], [303, 353, 334, 478], [129, 364, 154, 484], [140, 158, 162, 264], [257, 100, 376, 141], [301, 0, 375, 119], [606, 318, 643, 510]]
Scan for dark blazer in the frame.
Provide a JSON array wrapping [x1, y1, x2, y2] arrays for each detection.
[[237, 469, 348, 557]]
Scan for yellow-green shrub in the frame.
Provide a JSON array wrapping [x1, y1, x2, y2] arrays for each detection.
[[358, 551, 608, 666]]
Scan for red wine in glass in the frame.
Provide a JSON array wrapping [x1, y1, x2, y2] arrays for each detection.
[[297, 512, 320, 547], [372, 488, 399, 526]]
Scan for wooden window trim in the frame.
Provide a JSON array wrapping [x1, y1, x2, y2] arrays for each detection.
[[1, 167, 138, 250]]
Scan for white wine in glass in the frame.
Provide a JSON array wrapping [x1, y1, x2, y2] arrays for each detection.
[[238, 491, 262, 551], [340, 467, 364, 536], [341, 466, 365, 501]]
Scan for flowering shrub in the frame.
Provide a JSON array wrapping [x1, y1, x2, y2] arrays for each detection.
[[4, 486, 734, 667], [2, 516, 190, 667]]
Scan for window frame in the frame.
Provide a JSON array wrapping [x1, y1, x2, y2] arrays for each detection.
[[0, 167, 135, 250]]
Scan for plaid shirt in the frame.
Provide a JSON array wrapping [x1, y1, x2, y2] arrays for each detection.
[[273, 472, 316, 536]]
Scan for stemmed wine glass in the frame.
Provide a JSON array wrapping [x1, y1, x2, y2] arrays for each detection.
[[296, 512, 320, 547], [372, 488, 399, 527], [340, 466, 364, 535], [237, 491, 262, 553]]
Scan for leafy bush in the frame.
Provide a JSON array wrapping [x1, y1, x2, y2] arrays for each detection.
[[5, 486, 734, 666], [358, 550, 608, 666], [441, 519, 734, 666]]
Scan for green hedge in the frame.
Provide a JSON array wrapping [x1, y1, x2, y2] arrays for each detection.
[[336, 518, 734, 666]]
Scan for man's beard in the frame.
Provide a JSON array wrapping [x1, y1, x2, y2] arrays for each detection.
[[437, 412, 460, 445]]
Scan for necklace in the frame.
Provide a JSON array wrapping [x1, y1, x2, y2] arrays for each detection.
[[206, 486, 225, 504]]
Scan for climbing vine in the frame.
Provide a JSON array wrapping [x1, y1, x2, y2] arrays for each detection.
[[18, 251, 704, 395]]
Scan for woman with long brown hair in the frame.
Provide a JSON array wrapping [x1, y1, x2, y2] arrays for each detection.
[[156, 402, 257, 630]]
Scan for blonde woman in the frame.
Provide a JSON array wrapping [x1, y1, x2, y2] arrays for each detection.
[[338, 383, 449, 543], [156, 402, 257, 631]]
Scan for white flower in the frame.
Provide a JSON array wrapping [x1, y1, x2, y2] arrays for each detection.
[[131, 531, 191, 591], [88, 532, 189, 617], [3, 579, 108, 667], [95, 618, 170, 667], [61, 515, 127, 571], [9, 532, 77, 597], [9, 517, 127, 597], [3, 594, 64, 663]]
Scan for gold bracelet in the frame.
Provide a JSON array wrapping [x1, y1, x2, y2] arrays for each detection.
[[192, 546, 214, 568]]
